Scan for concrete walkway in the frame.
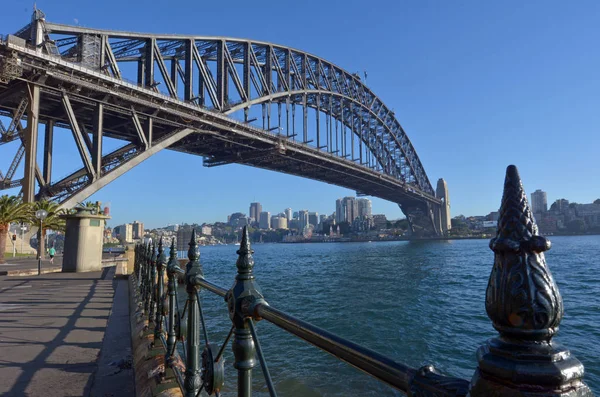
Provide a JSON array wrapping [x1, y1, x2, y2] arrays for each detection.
[[0, 267, 135, 396], [0, 256, 63, 276]]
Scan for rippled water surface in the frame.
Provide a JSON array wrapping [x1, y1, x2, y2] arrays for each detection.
[[175, 236, 599, 396]]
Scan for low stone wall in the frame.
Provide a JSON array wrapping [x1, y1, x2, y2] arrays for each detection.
[[128, 274, 184, 397]]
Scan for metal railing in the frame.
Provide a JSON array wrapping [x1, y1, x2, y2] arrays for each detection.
[[131, 166, 593, 397]]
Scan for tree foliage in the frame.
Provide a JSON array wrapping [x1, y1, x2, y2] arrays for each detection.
[[27, 200, 66, 259], [0, 195, 29, 264]]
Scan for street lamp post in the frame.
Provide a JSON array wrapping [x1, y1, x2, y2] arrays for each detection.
[[35, 209, 48, 276], [20, 223, 27, 254]]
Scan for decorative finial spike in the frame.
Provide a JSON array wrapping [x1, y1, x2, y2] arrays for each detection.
[[486, 164, 562, 340], [169, 238, 176, 262], [494, 164, 538, 245], [158, 237, 164, 253], [471, 164, 591, 397], [188, 229, 199, 262], [236, 226, 254, 274]]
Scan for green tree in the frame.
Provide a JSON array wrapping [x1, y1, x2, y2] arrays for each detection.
[[0, 195, 29, 264], [566, 219, 585, 234], [28, 200, 66, 260]]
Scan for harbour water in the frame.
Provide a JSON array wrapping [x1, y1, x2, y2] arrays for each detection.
[[176, 236, 600, 396]]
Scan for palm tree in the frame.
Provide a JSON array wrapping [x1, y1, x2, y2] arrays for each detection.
[[28, 200, 66, 260], [0, 195, 29, 264]]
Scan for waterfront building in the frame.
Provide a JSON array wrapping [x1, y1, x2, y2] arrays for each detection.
[[201, 225, 212, 236], [228, 212, 246, 226], [335, 199, 344, 223], [342, 197, 357, 223], [249, 202, 262, 223], [271, 216, 288, 230], [357, 198, 372, 219], [531, 189, 548, 214], [308, 212, 319, 227], [319, 214, 327, 224], [284, 208, 292, 222], [132, 221, 144, 240], [373, 214, 387, 230], [436, 178, 451, 233], [259, 211, 271, 229], [298, 210, 309, 231], [177, 224, 194, 251], [114, 223, 133, 244]]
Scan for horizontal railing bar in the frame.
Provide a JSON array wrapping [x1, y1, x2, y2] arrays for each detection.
[[255, 303, 415, 392], [197, 278, 228, 297]]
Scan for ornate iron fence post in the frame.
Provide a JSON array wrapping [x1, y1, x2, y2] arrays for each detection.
[[149, 241, 157, 323], [154, 238, 167, 341], [166, 238, 182, 367], [469, 165, 592, 396], [226, 226, 267, 397], [184, 230, 203, 396], [144, 243, 151, 315]]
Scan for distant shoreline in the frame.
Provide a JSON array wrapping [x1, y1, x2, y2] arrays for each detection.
[[279, 233, 600, 244]]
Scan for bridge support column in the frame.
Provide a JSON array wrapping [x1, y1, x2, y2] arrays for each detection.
[[92, 103, 103, 176], [43, 120, 53, 185], [23, 84, 40, 203]]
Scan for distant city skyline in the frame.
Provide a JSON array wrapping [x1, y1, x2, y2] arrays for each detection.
[[1, 1, 598, 229]]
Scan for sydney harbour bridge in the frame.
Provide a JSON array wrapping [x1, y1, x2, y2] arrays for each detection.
[[0, 9, 451, 237]]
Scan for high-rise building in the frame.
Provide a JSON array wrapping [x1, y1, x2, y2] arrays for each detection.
[[284, 208, 292, 222], [319, 214, 327, 224], [357, 198, 372, 219], [114, 223, 133, 244], [259, 211, 271, 229], [436, 178, 451, 233], [271, 216, 288, 230], [250, 202, 262, 223], [308, 212, 319, 227], [177, 224, 194, 252], [342, 197, 357, 223], [531, 189, 548, 214], [298, 210, 309, 231], [132, 221, 144, 240], [335, 199, 343, 223]]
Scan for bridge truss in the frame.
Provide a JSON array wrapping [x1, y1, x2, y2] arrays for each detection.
[[0, 10, 447, 236]]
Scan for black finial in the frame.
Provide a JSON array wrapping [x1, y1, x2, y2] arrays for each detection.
[[169, 237, 176, 263], [188, 229, 199, 262], [486, 165, 562, 340], [157, 236, 167, 266], [236, 226, 254, 275]]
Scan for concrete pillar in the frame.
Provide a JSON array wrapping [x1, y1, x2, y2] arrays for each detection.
[[61, 208, 110, 272], [23, 84, 40, 203], [43, 120, 53, 184], [436, 178, 451, 233]]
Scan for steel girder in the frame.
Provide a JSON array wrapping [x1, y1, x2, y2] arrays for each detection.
[[0, 14, 442, 236], [30, 21, 434, 196]]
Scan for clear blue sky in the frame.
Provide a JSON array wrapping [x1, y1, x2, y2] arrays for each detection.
[[1, 0, 599, 229]]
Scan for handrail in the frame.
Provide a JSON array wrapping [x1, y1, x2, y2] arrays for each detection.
[[254, 303, 415, 391]]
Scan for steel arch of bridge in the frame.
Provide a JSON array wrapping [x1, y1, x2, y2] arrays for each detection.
[[0, 11, 445, 236], [40, 21, 434, 196]]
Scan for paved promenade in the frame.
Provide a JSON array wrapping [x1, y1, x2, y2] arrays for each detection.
[[0, 257, 63, 276], [0, 266, 135, 396]]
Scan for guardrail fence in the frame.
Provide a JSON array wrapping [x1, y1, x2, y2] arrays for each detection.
[[132, 165, 593, 397]]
